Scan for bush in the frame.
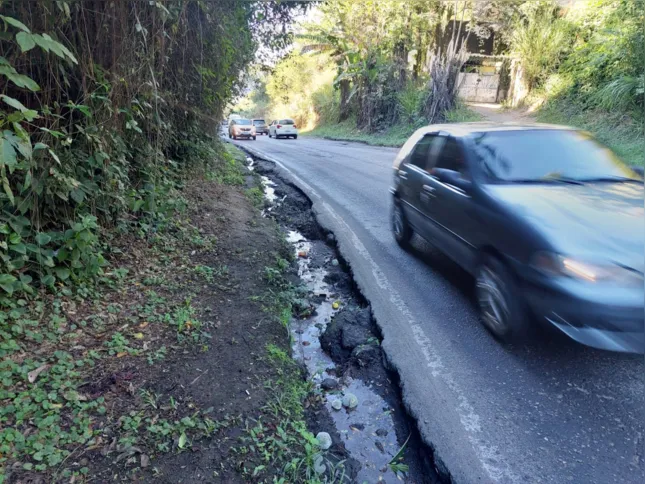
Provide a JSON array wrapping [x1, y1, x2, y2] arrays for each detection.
[[511, 2, 572, 91]]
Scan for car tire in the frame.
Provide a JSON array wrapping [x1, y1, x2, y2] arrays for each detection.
[[253, 136, 256, 140], [294, 135, 298, 139], [392, 199, 412, 248], [476, 255, 530, 344], [232, 134, 236, 140]]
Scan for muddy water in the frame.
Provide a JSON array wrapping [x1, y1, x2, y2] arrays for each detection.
[[287, 230, 405, 483]]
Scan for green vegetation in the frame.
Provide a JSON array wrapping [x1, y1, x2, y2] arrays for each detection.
[[238, 343, 341, 482], [238, 0, 642, 163], [304, 104, 483, 148], [0, 1, 309, 479], [511, 0, 643, 165]]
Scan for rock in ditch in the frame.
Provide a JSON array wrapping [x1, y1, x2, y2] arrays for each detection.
[[321, 378, 339, 390], [341, 325, 374, 350], [342, 393, 359, 409], [321, 307, 376, 363], [351, 344, 382, 368], [316, 432, 333, 450], [331, 399, 343, 410], [375, 428, 388, 437]]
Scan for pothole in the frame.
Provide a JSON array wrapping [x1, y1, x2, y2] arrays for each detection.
[[244, 153, 442, 483]]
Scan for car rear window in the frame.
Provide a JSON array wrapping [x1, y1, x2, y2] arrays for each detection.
[[253, 120, 265, 125], [471, 129, 638, 182], [279, 119, 295, 125], [236, 119, 251, 125]]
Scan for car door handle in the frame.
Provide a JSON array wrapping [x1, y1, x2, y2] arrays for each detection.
[[422, 184, 435, 193], [398, 170, 408, 180]]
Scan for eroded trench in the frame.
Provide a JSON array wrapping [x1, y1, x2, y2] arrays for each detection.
[[245, 153, 444, 483]]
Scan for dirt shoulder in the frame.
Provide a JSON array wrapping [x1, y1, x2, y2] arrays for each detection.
[[466, 102, 537, 123], [1, 146, 334, 483]]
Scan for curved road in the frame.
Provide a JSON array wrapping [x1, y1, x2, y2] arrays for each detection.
[[231, 134, 644, 484]]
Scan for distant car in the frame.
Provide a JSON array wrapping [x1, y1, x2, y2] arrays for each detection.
[[227, 114, 241, 125], [252, 119, 269, 135], [391, 123, 644, 353], [269, 119, 298, 139], [228, 118, 256, 140]]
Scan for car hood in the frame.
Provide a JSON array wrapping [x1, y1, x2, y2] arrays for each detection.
[[485, 182, 645, 272]]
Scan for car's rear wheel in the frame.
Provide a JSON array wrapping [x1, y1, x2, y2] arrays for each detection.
[[293, 135, 298, 139], [476, 255, 530, 343], [392, 200, 412, 248], [253, 136, 256, 140]]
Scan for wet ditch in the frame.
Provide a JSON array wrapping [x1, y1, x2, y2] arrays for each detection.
[[243, 152, 443, 483]]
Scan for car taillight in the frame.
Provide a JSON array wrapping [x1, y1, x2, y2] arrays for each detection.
[[276, 124, 282, 129], [293, 124, 297, 129]]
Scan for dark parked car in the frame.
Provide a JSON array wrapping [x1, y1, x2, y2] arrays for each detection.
[[391, 123, 644, 353], [252, 119, 269, 135]]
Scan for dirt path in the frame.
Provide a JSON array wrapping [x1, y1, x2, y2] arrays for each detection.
[[467, 102, 538, 123]]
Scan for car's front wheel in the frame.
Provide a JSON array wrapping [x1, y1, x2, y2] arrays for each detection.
[[476, 255, 530, 343], [253, 136, 257, 140], [392, 200, 412, 248]]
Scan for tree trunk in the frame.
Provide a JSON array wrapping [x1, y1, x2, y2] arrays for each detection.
[[339, 79, 350, 122]]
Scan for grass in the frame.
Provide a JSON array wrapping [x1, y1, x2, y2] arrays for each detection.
[[0, 144, 251, 481], [536, 100, 644, 166], [302, 103, 484, 148], [238, 342, 346, 483]]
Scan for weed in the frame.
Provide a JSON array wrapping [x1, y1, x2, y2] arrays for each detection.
[[388, 433, 411, 477], [246, 186, 265, 208], [208, 144, 247, 186], [140, 389, 160, 409], [105, 332, 138, 356], [148, 346, 167, 365], [266, 343, 291, 364], [194, 264, 215, 282]]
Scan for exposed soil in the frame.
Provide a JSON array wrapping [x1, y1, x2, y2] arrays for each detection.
[[467, 102, 537, 123], [69, 181, 310, 483]]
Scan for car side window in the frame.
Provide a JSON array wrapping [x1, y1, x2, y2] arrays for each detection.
[[408, 135, 435, 170], [433, 137, 467, 174]]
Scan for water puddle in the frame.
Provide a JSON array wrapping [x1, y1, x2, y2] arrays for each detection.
[[288, 228, 404, 483], [255, 169, 417, 482], [261, 176, 277, 203]]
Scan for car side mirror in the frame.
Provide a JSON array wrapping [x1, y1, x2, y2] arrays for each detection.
[[433, 168, 472, 193]]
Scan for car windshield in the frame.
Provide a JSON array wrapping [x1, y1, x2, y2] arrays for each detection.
[[471, 129, 640, 183], [253, 120, 265, 125], [279, 119, 295, 125], [236, 119, 252, 125]]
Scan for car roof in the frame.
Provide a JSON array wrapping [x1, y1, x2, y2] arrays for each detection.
[[416, 122, 575, 137]]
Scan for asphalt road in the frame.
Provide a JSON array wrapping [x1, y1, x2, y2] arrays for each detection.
[[230, 133, 644, 484]]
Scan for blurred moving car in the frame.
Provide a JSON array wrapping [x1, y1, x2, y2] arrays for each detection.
[[252, 119, 269, 135], [228, 118, 256, 140], [391, 123, 644, 353], [269, 119, 298, 139]]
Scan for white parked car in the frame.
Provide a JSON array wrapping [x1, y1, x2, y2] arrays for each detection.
[[268, 119, 298, 139]]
